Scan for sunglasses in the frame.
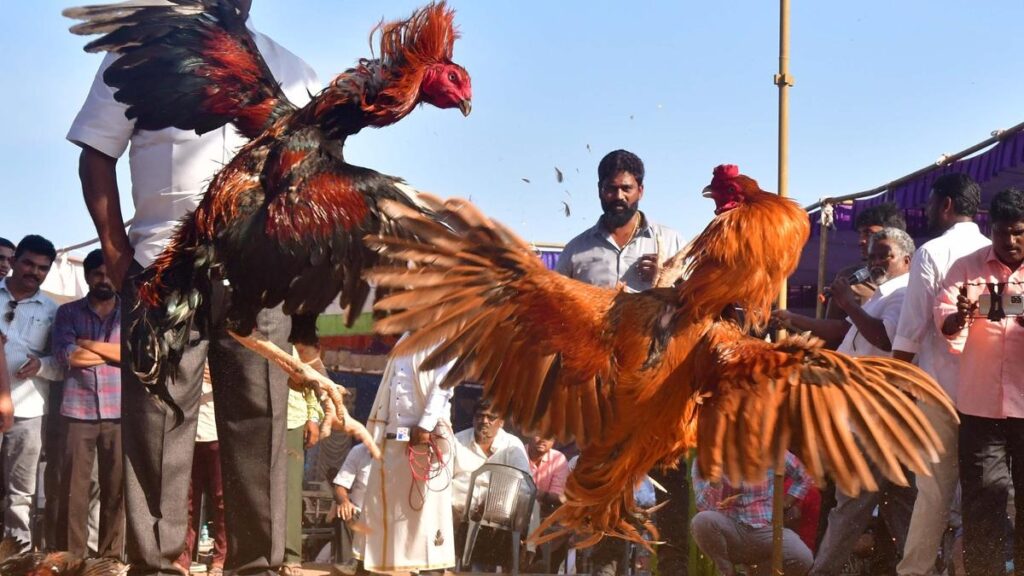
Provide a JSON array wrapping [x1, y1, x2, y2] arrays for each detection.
[[4, 300, 16, 323]]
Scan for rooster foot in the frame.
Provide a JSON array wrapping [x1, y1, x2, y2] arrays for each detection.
[[227, 331, 381, 459]]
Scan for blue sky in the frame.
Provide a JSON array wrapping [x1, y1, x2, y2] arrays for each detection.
[[2, 1, 1022, 254]]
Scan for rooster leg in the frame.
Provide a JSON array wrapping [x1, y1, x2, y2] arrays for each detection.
[[227, 330, 381, 459]]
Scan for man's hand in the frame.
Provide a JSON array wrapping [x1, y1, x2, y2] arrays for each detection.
[[829, 276, 858, 312], [943, 293, 979, 335], [637, 254, 659, 283], [771, 309, 795, 331], [0, 391, 13, 433], [410, 425, 432, 447], [335, 499, 358, 522], [15, 355, 41, 380], [303, 420, 320, 449]]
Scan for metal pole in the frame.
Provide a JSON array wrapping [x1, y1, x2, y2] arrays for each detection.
[[816, 203, 831, 319], [772, 0, 793, 573]]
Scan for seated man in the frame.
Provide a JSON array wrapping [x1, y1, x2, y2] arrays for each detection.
[[691, 453, 814, 576], [331, 443, 371, 576], [452, 399, 531, 571], [526, 435, 570, 571]]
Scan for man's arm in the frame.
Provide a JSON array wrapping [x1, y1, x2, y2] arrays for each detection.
[[0, 346, 12, 433], [832, 276, 893, 351], [892, 250, 936, 362], [79, 147, 133, 290], [771, 309, 851, 348], [76, 339, 121, 364]]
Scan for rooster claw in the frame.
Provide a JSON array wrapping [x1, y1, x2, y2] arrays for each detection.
[[227, 331, 381, 459]]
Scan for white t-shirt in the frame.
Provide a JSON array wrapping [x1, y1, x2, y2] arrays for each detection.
[[333, 443, 372, 509], [837, 273, 909, 358], [66, 21, 321, 267], [891, 222, 990, 397]]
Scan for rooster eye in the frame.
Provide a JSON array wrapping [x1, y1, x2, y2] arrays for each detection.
[[447, 71, 458, 83]]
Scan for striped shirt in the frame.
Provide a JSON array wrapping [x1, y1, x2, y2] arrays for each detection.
[[693, 452, 811, 529], [51, 297, 121, 420]]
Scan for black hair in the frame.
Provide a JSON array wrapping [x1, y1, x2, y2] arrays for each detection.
[[855, 202, 906, 231], [0, 237, 13, 251], [989, 188, 1024, 224], [83, 248, 105, 275], [14, 234, 57, 262], [931, 173, 981, 217], [598, 149, 645, 186]]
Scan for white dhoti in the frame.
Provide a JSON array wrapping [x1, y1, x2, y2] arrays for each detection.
[[359, 428, 456, 574]]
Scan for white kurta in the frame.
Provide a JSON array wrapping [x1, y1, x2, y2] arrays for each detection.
[[358, 344, 456, 574]]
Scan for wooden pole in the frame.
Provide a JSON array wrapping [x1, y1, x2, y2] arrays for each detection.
[[772, 0, 793, 573]]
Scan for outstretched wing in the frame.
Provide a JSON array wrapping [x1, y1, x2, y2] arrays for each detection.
[[367, 197, 622, 443], [692, 320, 956, 496], [64, 0, 297, 139]]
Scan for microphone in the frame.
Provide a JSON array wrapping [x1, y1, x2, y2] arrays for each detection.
[[820, 267, 871, 301]]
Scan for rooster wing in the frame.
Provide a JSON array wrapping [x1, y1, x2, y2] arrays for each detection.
[[692, 320, 955, 496], [64, 0, 295, 139], [368, 197, 630, 446]]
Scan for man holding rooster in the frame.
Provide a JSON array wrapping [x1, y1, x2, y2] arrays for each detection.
[[67, 1, 320, 574]]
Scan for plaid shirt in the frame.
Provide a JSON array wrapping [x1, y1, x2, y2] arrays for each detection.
[[51, 297, 121, 420], [693, 453, 811, 528]]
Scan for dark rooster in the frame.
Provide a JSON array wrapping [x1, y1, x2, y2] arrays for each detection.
[[365, 164, 956, 545], [64, 0, 472, 445], [0, 538, 129, 576]]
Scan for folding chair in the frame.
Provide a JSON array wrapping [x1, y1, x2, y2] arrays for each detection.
[[459, 463, 537, 575]]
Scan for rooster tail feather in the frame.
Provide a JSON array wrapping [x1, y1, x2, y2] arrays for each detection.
[[130, 225, 212, 396]]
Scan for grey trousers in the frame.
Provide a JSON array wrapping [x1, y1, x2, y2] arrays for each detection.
[[121, 265, 291, 576], [1, 416, 43, 546], [690, 510, 812, 576], [809, 469, 916, 576]]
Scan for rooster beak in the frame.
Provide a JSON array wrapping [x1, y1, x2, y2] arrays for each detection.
[[458, 99, 472, 117], [702, 185, 713, 198]]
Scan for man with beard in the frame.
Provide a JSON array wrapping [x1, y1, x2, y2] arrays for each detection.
[[891, 173, 989, 576], [0, 234, 61, 547], [555, 149, 687, 575], [50, 248, 124, 558], [807, 227, 918, 576]]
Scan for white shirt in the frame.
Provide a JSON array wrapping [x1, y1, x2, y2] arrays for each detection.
[[0, 279, 60, 417], [837, 272, 909, 358], [451, 427, 531, 513], [195, 376, 218, 443], [333, 443, 372, 509], [892, 222, 989, 397], [66, 21, 321, 267], [381, 351, 454, 435]]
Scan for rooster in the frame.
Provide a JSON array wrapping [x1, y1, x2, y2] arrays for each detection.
[[365, 164, 955, 545], [0, 538, 129, 576], [64, 0, 472, 446]]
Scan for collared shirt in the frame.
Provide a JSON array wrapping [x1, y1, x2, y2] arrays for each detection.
[[693, 452, 811, 529], [451, 427, 531, 513], [383, 351, 454, 435], [836, 273, 909, 358], [893, 222, 990, 397], [555, 212, 686, 292], [528, 448, 569, 496], [66, 21, 321, 268], [333, 443, 372, 509], [935, 245, 1024, 419], [51, 296, 121, 420], [0, 279, 60, 417]]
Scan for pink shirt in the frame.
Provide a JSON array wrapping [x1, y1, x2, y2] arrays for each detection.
[[935, 246, 1024, 419], [528, 449, 569, 496]]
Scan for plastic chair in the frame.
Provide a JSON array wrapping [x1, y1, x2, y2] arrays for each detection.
[[459, 463, 537, 574]]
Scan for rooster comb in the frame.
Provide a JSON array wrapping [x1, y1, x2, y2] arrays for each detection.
[[710, 164, 742, 193]]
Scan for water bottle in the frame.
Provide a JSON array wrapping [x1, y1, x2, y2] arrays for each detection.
[[200, 523, 211, 546]]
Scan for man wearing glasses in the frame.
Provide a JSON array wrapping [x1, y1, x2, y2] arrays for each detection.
[[0, 234, 61, 548]]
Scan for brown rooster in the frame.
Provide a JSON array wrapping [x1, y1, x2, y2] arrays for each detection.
[[64, 1, 472, 445], [365, 164, 955, 545], [0, 538, 129, 576]]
